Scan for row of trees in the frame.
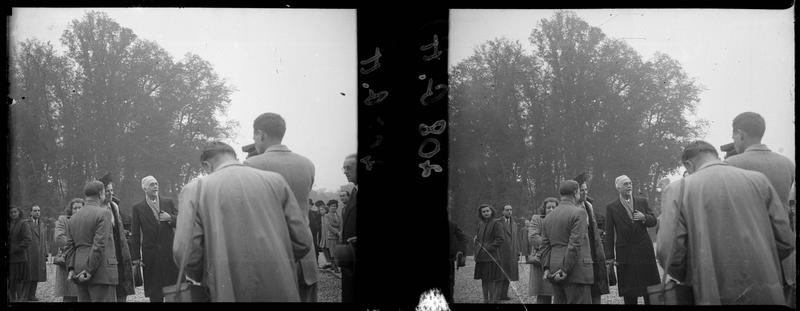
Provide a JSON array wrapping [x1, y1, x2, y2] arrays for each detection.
[[449, 11, 706, 234], [9, 11, 236, 220]]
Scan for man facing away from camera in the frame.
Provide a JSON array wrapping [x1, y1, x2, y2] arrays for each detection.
[[725, 111, 796, 308], [174, 141, 314, 302], [243, 112, 319, 302], [657, 140, 794, 305], [64, 180, 119, 302], [540, 180, 595, 304]]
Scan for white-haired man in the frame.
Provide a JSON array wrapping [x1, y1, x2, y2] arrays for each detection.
[[131, 175, 179, 302]]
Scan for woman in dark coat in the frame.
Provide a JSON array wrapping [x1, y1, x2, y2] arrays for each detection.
[[8, 206, 32, 302], [527, 197, 557, 303], [473, 204, 505, 303]]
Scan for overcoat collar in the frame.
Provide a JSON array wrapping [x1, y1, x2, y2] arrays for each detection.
[[265, 144, 291, 153], [743, 144, 770, 153], [697, 159, 728, 172]]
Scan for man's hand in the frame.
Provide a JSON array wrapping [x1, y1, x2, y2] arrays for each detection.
[[346, 236, 357, 244], [553, 269, 568, 283], [133, 259, 144, 267], [633, 210, 645, 222], [67, 269, 75, 281], [542, 269, 550, 281], [158, 212, 172, 222]]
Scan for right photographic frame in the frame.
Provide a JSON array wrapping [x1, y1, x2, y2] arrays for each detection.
[[448, 9, 795, 306]]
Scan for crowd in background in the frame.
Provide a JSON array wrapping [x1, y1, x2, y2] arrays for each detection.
[[8, 112, 357, 303], [454, 111, 796, 306]]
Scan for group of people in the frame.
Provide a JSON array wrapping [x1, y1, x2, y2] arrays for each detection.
[[9, 112, 358, 303], [8, 205, 48, 302], [459, 111, 796, 306]]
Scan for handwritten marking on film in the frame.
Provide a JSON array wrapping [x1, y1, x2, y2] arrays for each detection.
[[419, 120, 446, 136], [420, 34, 442, 62], [359, 47, 382, 75]]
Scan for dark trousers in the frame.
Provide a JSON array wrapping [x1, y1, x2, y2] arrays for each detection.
[[341, 263, 355, 302], [447, 261, 455, 303], [62, 296, 78, 302], [77, 284, 117, 302], [623, 295, 650, 305], [481, 279, 499, 303], [591, 294, 602, 304], [149, 293, 164, 302], [23, 281, 39, 299], [552, 283, 592, 304], [298, 280, 318, 302], [497, 279, 510, 298], [536, 295, 552, 304]]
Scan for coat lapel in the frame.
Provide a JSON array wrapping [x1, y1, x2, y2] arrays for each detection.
[[615, 200, 634, 228]]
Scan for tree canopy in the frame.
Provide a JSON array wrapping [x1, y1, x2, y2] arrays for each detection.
[[449, 11, 706, 235], [9, 11, 236, 220]]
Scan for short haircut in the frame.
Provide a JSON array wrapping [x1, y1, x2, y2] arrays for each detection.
[[253, 113, 286, 140], [732, 112, 765, 139], [537, 197, 559, 215], [84, 180, 106, 197], [66, 198, 85, 216], [559, 180, 580, 196], [315, 200, 326, 207], [345, 154, 357, 161], [681, 140, 719, 162], [99, 172, 113, 186], [573, 172, 589, 186], [200, 141, 237, 162], [327, 199, 339, 206]]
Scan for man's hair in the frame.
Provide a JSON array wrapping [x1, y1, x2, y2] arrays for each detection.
[[84, 180, 106, 197], [732, 112, 766, 139], [200, 141, 237, 162], [99, 172, 113, 186], [573, 172, 589, 186], [681, 140, 719, 162], [253, 113, 286, 140], [30, 204, 39, 211], [345, 153, 357, 161], [559, 180, 580, 196], [315, 200, 326, 207]]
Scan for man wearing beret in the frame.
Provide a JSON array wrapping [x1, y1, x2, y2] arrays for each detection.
[[131, 175, 180, 302]]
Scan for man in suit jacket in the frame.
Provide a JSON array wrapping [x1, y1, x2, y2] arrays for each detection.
[[725, 112, 796, 308], [574, 173, 610, 304], [336, 154, 358, 303], [23, 205, 47, 301], [243, 112, 318, 302], [64, 180, 119, 302], [540, 180, 594, 304], [604, 175, 660, 304], [496, 204, 521, 300], [131, 175, 179, 302]]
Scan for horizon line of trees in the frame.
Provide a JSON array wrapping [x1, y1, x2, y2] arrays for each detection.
[[449, 11, 707, 236], [9, 11, 237, 220]]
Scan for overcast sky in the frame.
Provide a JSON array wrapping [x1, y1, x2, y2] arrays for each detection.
[[9, 8, 357, 191], [451, 9, 795, 179]]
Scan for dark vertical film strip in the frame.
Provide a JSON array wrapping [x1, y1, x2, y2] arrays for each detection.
[[357, 8, 450, 309]]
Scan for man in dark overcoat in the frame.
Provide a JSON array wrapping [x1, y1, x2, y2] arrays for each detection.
[[23, 205, 47, 301], [336, 154, 358, 303], [604, 175, 660, 304], [131, 175, 179, 302], [496, 204, 521, 300]]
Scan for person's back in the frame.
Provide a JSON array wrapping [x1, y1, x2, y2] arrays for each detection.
[[542, 200, 593, 286], [183, 163, 310, 301], [727, 146, 795, 205], [244, 147, 315, 213], [676, 163, 791, 304]]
